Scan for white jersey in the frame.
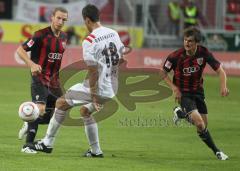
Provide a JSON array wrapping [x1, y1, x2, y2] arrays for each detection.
[[82, 26, 124, 98]]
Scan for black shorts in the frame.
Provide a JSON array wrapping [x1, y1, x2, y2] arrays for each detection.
[[31, 76, 62, 110], [180, 93, 208, 115]]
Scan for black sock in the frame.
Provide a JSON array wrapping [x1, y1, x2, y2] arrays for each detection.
[[26, 119, 39, 143], [176, 109, 186, 118], [198, 128, 219, 154], [38, 109, 52, 124]]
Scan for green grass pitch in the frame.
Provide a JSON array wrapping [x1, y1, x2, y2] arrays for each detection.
[[0, 67, 239, 171]]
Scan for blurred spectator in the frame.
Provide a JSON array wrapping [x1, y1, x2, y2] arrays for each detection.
[[182, 0, 207, 29], [182, 0, 198, 29], [168, 0, 181, 36], [0, 24, 3, 41], [66, 26, 80, 45], [0, 0, 12, 19], [62, 0, 69, 3]]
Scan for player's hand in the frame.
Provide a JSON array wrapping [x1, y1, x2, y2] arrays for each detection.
[[173, 86, 181, 103], [93, 102, 103, 112], [221, 86, 229, 97], [30, 63, 42, 76]]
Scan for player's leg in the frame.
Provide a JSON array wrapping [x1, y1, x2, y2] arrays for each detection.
[[31, 83, 91, 153], [200, 114, 208, 128], [173, 106, 187, 125], [20, 81, 47, 153], [81, 103, 103, 157], [173, 95, 196, 125], [181, 96, 219, 152], [25, 81, 48, 144], [28, 96, 72, 153], [38, 87, 63, 125], [197, 97, 228, 160]]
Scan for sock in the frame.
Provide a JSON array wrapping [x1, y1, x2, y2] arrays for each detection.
[[83, 116, 102, 154], [38, 109, 53, 124], [43, 109, 65, 147], [26, 119, 39, 143], [198, 128, 220, 154], [176, 109, 186, 118]]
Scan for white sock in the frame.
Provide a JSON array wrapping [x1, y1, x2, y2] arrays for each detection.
[[43, 109, 65, 147], [84, 116, 102, 154]]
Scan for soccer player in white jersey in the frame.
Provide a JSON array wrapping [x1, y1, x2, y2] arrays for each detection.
[[27, 4, 125, 157]]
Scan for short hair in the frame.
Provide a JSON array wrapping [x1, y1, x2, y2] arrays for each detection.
[[183, 27, 202, 43], [52, 7, 68, 16], [82, 4, 100, 22]]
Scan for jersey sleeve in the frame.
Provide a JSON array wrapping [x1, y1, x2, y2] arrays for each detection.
[[205, 50, 220, 71], [82, 40, 97, 66], [22, 31, 42, 52], [163, 55, 174, 72]]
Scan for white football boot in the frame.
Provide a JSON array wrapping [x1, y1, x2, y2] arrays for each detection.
[[21, 145, 37, 154], [216, 151, 229, 160]]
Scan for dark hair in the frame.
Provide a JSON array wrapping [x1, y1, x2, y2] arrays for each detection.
[[52, 7, 68, 16], [82, 4, 100, 22], [183, 27, 202, 43]]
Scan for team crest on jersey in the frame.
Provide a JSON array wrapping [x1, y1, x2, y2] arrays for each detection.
[[197, 58, 203, 65], [62, 41, 66, 49], [27, 39, 35, 48]]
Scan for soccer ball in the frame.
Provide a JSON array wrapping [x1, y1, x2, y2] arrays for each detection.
[[18, 102, 39, 122]]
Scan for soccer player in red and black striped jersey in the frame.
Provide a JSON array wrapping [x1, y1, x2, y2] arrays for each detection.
[[163, 27, 229, 160], [16, 7, 68, 153]]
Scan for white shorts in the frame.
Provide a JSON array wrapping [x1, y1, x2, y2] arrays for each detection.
[[65, 83, 110, 113]]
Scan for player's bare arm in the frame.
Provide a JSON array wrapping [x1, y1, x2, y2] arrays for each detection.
[[16, 46, 42, 76], [216, 65, 229, 97], [119, 58, 126, 65], [163, 73, 181, 103], [88, 65, 101, 111]]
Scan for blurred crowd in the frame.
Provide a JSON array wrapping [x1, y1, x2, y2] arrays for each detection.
[[167, 0, 207, 37]]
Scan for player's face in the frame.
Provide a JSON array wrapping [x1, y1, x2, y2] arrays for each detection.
[[51, 11, 68, 31], [184, 36, 197, 53]]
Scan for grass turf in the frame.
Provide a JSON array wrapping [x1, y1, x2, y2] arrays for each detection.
[[0, 67, 239, 171]]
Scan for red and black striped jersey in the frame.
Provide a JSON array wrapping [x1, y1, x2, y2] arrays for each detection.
[[22, 26, 67, 88], [163, 45, 220, 95]]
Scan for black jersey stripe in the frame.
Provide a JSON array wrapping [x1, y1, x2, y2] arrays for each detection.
[[41, 37, 52, 79], [189, 57, 194, 92], [50, 38, 60, 86]]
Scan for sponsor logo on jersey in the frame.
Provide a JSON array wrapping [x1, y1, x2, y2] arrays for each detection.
[[197, 58, 203, 65], [48, 53, 63, 62], [27, 39, 35, 48], [183, 66, 200, 75]]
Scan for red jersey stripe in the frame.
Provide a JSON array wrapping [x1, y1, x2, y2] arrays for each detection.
[[89, 34, 96, 39], [85, 37, 93, 43]]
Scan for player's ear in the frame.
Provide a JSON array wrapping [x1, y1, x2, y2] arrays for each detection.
[[51, 14, 54, 22], [85, 17, 91, 25]]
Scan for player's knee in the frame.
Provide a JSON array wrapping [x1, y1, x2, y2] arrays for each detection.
[[195, 121, 205, 131], [80, 106, 90, 117], [56, 97, 71, 111], [36, 103, 46, 116]]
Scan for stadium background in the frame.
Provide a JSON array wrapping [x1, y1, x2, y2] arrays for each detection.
[[0, 0, 239, 171]]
